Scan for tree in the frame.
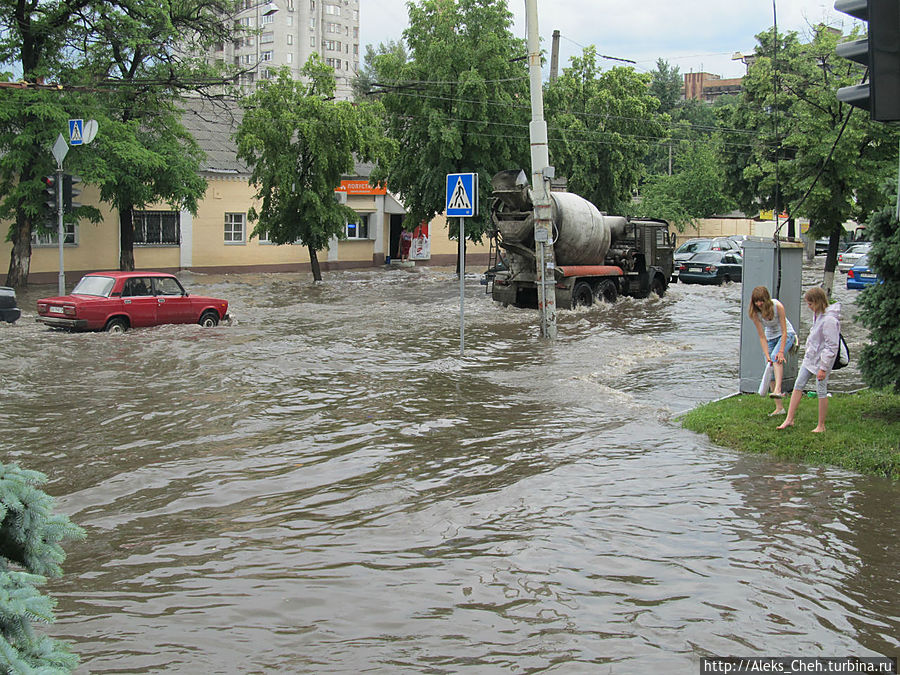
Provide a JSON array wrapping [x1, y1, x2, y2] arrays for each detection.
[[236, 60, 391, 282], [1, 461, 85, 672], [369, 0, 530, 245], [857, 206, 900, 391], [0, 0, 99, 287], [649, 58, 682, 114], [723, 26, 898, 295], [74, 0, 236, 271], [352, 41, 407, 101], [639, 139, 734, 232], [544, 47, 664, 214]]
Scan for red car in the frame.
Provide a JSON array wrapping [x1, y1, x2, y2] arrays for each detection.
[[37, 271, 229, 333]]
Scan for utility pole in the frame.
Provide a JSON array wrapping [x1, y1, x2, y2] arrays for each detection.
[[525, 0, 557, 340]]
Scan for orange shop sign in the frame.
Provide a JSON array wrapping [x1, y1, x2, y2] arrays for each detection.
[[336, 180, 386, 195]]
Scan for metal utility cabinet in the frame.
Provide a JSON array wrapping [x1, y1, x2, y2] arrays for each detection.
[[739, 240, 804, 394]]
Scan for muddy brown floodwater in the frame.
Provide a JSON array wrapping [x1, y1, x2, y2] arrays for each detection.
[[1, 256, 897, 673]]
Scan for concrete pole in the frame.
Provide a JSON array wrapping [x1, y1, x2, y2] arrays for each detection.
[[550, 30, 560, 83], [525, 0, 557, 340]]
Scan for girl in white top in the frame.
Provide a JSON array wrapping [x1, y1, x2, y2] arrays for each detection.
[[748, 285, 797, 416]]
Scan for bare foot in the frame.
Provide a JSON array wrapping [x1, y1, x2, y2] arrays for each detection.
[[811, 427, 825, 433], [776, 421, 794, 430]]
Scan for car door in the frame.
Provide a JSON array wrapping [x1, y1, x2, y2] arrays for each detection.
[[153, 276, 194, 324], [121, 277, 158, 327]]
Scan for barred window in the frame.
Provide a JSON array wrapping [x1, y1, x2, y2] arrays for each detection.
[[134, 210, 180, 245]]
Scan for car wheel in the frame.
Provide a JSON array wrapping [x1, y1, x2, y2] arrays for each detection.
[[572, 281, 594, 308], [199, 310, 219, 328], [722, 275, 730, 284], [650, 275, 666, 298], [105, 317, 128, 333], [596, 279, 618, 303]]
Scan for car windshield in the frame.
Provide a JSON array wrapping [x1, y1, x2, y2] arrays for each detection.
[[677, 241, 711, 254], [848, 244, 870, 254], [689, 252, 723, 263], [71, 275, 115, 297]]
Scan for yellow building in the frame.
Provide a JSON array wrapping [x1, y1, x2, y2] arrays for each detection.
[[2, 101, 489, 285]]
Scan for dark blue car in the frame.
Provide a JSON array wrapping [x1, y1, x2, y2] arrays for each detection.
[[678, 251, 743, 285], [846, 254, 880, 289]]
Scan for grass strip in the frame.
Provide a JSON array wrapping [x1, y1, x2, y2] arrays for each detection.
[[681, 389, 900, 480]]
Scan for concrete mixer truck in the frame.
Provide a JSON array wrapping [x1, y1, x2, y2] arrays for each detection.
[[486, 170, 675, 309]]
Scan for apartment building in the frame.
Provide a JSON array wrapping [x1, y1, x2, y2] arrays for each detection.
[[214, 0, 360, 101]]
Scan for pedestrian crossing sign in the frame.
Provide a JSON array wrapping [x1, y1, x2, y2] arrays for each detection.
[[446, 173, 478, 217], [69, 119, 84, 146]]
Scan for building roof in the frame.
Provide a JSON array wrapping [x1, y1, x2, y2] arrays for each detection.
[[180, 97, 248, 176]]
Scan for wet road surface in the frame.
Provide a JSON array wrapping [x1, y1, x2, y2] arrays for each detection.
[[1, 257, 897, 672]]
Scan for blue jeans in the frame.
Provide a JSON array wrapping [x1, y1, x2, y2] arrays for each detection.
[[767, 333, 796, 360]]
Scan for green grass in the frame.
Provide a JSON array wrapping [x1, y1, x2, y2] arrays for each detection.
[[681, 389, 900, 479]]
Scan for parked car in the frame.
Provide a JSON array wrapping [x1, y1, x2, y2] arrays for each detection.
[[846, 255, 880, 290], [837, 242, 872, 273], [36, 271, 229, 333], [0, 286, 21, 323], [677, 250, 744, 285], [673, 238, 741, 280]]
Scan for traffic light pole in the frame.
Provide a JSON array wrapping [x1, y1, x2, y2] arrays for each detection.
[[55, 166, 65, 295]]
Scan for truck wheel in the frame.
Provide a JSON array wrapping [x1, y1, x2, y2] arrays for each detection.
[[596, 279, 618, 303], [650, 275, 666, 298], [572, 281, 594, 308]]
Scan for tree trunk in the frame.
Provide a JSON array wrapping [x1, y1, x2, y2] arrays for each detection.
[[5, 212, 33, 288], [119, 206, 135, 271], [308, 244, 322, 282]]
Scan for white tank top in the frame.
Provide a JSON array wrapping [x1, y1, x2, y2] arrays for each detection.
[[760, 299, 795, 340]]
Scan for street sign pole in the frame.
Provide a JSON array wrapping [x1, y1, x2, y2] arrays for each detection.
[[446, 172, 478, 357], [51, 134, 69, 295], [459, 217, 465, 356]]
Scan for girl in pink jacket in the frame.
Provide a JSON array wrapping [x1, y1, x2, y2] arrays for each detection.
[[777, 287, 841, 433]]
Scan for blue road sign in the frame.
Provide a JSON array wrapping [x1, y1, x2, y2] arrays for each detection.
[[69, 119, 84, 146], [446, 173, 478, 217]]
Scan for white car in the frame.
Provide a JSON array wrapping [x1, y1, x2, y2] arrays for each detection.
[[837, 243, 871, 273]]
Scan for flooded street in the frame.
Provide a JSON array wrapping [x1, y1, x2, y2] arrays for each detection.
[[2, 257, 897, 673]]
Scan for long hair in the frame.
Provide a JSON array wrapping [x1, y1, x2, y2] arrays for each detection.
[[749, 286, 775, 321], [805, 287, 828, 315]]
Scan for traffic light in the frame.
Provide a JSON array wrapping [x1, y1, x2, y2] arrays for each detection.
[[42, 175, 58, 215], [63, 173, 82, 212], [834, 0, 900, 122]]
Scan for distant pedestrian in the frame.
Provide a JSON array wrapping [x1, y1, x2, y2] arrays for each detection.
[[748, 285, 797, 417], [399, 229, 413, 262], [777, 287, 841, 433]]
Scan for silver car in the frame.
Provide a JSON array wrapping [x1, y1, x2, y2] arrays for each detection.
[[837, 243, 871, 273]]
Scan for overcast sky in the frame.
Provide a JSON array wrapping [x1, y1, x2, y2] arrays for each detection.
[[359, 0, 860, 81]]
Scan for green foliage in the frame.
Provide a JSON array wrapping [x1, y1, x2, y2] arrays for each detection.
[[857, 207, 900, 391], [369, 0, 530, 241], [0, 462, 85, 673], [723, 27, 898, 238], [545, 48, 664, 214], [236, 60, 391, 258], [639, 140, 734, 231], [352, 41, 407, 101], [648, 58, 682, 114], [682, 391, 900, 479]]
